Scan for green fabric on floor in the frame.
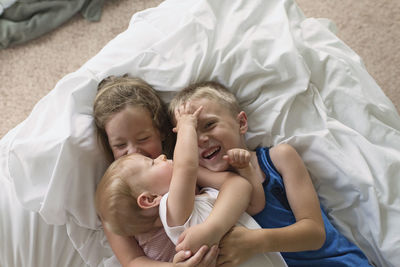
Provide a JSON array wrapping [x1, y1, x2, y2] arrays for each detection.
[[0, 0, 105, 49]]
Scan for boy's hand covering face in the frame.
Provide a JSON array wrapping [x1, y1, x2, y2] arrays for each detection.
[[173, 102, 203, 133], [222, 148, 251, 169]]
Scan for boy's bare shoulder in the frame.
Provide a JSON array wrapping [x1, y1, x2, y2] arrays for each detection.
[[270, 143, 296, 155], [269, 143, 298, 169]]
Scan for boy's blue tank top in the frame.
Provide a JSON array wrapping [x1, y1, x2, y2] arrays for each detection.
[[253, 147, 372, 266]]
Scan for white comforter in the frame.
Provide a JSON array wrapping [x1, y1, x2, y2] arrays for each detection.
[[2, 0, 399, 266]]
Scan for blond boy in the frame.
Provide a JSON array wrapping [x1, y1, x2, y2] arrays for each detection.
[[169, 81, 371, 267]]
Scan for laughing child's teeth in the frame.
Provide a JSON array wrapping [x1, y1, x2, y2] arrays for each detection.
[[204, 147, 220, 159]]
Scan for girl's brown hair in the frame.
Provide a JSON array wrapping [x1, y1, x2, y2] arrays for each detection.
[[93, 75, 175, 161]]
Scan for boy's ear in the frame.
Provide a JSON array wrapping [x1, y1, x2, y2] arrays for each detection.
[[137, 192, 162, 209], [237, 111, 248, 134]]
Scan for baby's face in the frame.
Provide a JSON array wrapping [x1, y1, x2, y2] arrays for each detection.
[[105, 106, 163, 160], [191, 98, 247, 172], [127, 153, 173, 195]]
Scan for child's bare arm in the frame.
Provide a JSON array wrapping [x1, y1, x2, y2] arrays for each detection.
[[224, 148, 266, 215], [196, 166, 230, 189], [268, 144, 325, 250], [103, 225, 175, 267], [175, 149, 261, 253], [176, 174, 252, 253], [166, 104, 202, 226], [104, 218, 217, 267], [218, 144, 325, 266]]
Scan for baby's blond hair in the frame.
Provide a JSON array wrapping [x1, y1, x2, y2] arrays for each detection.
[[169, 81, 240, 123], [95, 154, 158, 236]]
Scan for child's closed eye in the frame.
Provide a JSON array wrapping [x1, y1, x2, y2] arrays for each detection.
[[204, 121, 216, 129], [114, 143, 126, 149], [137, 136, 150, 143]]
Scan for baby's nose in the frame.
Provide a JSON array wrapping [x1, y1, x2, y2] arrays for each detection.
[[156, 154, 167, 161]]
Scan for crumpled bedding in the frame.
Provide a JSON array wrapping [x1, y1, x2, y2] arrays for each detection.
[[0, 127, 89, 267], [0, 0, 105, 49], [0, 0, 16, 15], [2, 0, 400, 266]]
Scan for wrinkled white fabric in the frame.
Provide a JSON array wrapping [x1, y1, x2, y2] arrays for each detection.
[[2, 0, 399, 266], [0, 132, 87, 267], [0, 0, 16, 15]]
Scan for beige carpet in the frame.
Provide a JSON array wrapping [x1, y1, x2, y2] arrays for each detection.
[[0, 0, 399, 138]]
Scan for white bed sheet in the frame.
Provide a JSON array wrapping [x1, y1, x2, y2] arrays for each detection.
[[2, 0, 399, 266], [0, 129, 87, 267]]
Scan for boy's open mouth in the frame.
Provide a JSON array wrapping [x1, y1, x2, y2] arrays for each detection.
[[202, 146, 221, 160]]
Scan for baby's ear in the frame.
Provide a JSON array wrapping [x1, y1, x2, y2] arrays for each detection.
[[237, 111, 248, 134], [137, 192, 162, 209]]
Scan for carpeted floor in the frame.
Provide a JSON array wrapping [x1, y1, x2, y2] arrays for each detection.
[[0, 0, 399, 138]]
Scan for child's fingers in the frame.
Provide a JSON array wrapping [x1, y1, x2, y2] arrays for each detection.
[[245, 151, 251, 162], [192, 105, 203, 117], [176, 234, 185, 252], [172, 250, 192, 264], [239, 149, 249, 163], [234, 151, 241, 162], [175, 103, 188, 116], [226, 150, 238, 162], [185, 245, 210, 266], [174, 106, 181, 118], [225, 149, 251, 168], [180, 102, 191, 114], [201, 245, 219, 266]]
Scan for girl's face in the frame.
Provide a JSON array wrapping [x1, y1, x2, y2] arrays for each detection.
[[105, 106, 163, 160]]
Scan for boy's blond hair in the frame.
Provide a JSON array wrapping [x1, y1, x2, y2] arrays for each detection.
[[169, 81, 240, 123], [93, 75, 175, 161], [95, 154, 157, 236]]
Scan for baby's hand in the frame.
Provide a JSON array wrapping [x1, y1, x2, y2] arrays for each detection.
[[173, 102, 202, 133], [223, 148, 251, 169], [173, 245, 218, 267], [176, 223, 222, 255]]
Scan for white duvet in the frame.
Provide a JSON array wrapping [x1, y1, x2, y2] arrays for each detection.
[[1, 0, 399, 266]]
